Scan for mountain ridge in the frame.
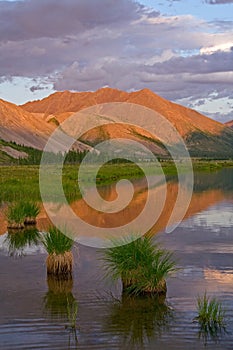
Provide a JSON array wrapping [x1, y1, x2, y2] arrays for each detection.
[[0, 88, 232, 159], [22, 88, 225, 138]]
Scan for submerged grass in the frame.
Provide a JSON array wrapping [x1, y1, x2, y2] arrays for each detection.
[[102, 235, 177, 296]]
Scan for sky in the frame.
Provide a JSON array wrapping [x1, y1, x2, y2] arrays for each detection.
[[0, 0, 232, 122]]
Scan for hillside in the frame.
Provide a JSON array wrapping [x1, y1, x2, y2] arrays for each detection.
[[0, 99, 54, 149], [22, 88, 233, 158], [225, 120, 233, 128], [0, 99, 93, 154]]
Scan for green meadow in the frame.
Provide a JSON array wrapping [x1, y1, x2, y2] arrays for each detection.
[[0, 160, 233, 203]]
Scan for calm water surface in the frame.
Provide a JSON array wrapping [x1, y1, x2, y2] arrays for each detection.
[[0, 168, 233, 349]]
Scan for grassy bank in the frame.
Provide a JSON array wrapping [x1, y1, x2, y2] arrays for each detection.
[[0, 160, 232, 202]]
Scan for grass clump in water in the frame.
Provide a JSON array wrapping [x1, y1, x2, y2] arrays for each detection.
[[6, 202, 26, 229], [6, 201, 40, 228], [194, 292, 227, 345], [102, 235, 177, 296], [22, 201, 40, 225], [42, 226, 74, 278], [195, 292, 225, 327]]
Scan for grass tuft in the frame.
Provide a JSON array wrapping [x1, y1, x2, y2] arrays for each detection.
[[6, 201, 40, 228], [42, 226, 74, 255], [42, 226, 74, 278], [102, 235, 177, 296], [6, 202, 26, 228], [22, 201, 40, 224], [195, 292, 225, 327]]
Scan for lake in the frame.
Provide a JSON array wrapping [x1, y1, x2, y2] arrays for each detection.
[[0, 167, 233, 349]]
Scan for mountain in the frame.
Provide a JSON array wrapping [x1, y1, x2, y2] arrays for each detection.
[[0, 98, 54, 149], [22, 88, 233, 158], [0, 89, 232, 161], [0, 98, 92, 162], [225, 120, 233, 129]]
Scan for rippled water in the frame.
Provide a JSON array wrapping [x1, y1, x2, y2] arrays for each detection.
[[0, 168, 233, 349]]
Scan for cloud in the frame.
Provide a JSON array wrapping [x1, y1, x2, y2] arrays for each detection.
[[205, 0, 233, 4], [200, 42, 233, 54], [0, 0, 147, 41], [202, 111, 233, 123], [0, 0, 233, 118], [30, 85, 48, 92], [53, 50, 233, 103]]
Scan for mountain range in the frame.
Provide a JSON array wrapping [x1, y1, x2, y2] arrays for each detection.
[[0, 88, 233, 163]]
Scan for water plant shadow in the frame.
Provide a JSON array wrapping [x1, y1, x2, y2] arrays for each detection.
[[105, 294, 173, 349], [193, 292, 227, 347], [4, 226, 40, 257], [197, 322, 227, 347], [43, 277, 75, 319], [43, 276, 79, 347]]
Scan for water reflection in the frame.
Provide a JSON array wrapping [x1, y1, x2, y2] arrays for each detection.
[[197, 322, 227, 347], [105, 294, 173, 349], [44, 277, 79, 347], [4, 226, 41, 257], [39, 169, 233, 242], [44, 277, 76, 319], [0, 168, 233, 237]]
